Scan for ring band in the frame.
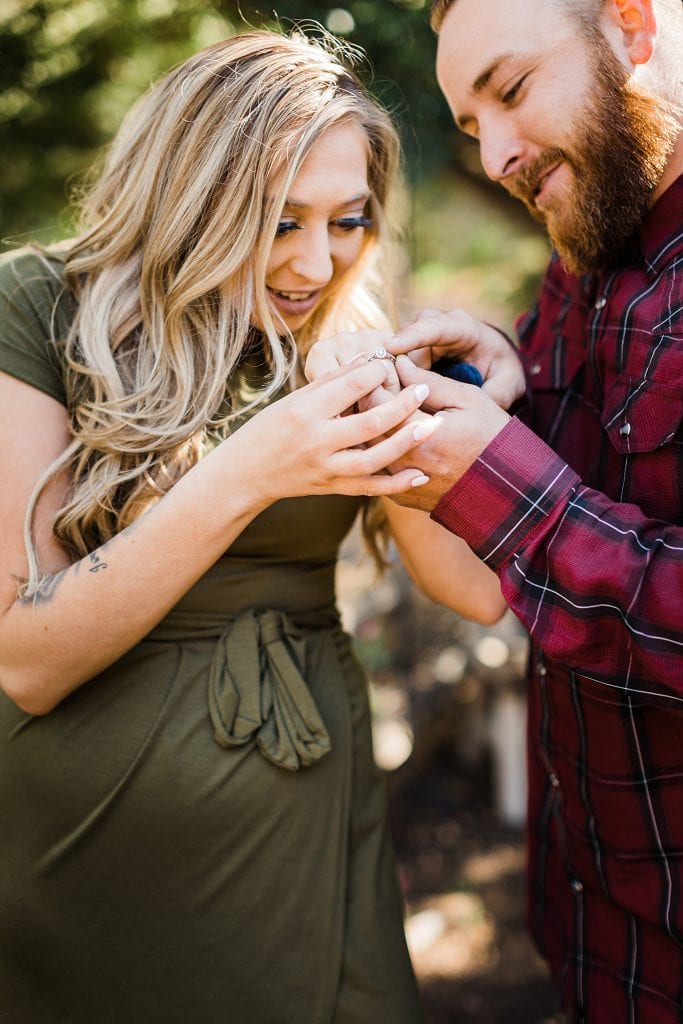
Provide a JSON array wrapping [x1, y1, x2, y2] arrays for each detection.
[[367, 346, 396, 364]]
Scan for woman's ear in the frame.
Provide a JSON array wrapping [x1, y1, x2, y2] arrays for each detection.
[[605, 0, 657, 65]]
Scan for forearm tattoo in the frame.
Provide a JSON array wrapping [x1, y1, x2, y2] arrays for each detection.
[[19, 542, 110, 605]]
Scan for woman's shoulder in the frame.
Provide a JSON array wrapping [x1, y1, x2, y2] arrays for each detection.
[[0, 244, 73, 405], [0, 244, 69, 308]]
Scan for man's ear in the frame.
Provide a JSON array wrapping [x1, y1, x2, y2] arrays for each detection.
[[604, 0, 657, 65]]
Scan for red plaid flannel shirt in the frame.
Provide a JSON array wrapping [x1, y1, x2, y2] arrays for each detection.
[[432, 175, 683, 1022]]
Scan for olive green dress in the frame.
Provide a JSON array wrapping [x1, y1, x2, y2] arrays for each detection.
[[0, 250, 422, 1024]]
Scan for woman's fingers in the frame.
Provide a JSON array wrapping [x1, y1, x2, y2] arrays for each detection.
[[303, 356, 398, 416], [395, 356, 471, 411], [304, 329, 393, 382], [331, 415, 436, 478], [330, 466, 431, 497], [330, 380, 431, 450]]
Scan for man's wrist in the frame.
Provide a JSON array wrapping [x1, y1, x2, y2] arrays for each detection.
[[430, 418, 579, 570]]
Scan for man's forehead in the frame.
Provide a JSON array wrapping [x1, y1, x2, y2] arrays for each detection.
[[436, 0, 572, 95]]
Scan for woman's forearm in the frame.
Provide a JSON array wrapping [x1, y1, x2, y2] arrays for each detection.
[[383, 498, 507, 625], [0, 429, 270, 714]]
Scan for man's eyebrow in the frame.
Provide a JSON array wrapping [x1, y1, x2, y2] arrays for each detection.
[[472, 52, 523, 94]]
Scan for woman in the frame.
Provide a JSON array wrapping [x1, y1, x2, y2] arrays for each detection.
[[0, 30, 505, 1023]]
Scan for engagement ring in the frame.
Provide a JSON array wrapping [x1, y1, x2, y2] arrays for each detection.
[[367, 346, 396, 363]]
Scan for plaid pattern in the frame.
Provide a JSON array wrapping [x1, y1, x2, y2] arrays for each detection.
[[432, 175, 683, 1022]]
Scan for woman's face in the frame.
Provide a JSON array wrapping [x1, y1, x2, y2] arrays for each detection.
[[265, 121, 373, 332]]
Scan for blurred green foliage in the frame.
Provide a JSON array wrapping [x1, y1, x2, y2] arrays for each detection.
[[1, 0, 546, 314], [0, 0, 453, 242]]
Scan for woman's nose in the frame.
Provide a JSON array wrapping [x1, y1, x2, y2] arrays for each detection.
[[289, 230, 334, 285]]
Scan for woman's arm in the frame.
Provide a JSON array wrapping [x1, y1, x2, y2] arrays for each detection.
[[382, 499, 507, 625], [0, 361, 432, 714]]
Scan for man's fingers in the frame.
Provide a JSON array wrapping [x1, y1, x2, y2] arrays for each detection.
[[481, 372, 525, 410], [390, 309, 477, 355]]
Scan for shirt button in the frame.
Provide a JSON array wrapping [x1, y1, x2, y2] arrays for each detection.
[[529, 363, 542, 376], [620, 422, 632, 437], [549, 773, 560, 789], [595, 297, 607, 309], [571, 879, 584, 894], [537, 662, 547, 677]]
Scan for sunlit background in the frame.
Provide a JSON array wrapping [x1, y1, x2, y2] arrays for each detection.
[[1, 3, 565, 1020]]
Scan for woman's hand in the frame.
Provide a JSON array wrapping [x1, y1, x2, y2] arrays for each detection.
[[304, 328, 432, 383], [232, 356, 435, 505]]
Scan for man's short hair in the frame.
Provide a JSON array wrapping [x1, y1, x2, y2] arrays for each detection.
[[429, 0, 603, 34], [429, 0, 454, 31]]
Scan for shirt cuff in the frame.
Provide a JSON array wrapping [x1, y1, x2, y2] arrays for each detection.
[[430, 418, 580, 571]]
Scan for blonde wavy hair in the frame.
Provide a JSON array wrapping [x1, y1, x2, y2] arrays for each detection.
[[24, 29, 403, 595]]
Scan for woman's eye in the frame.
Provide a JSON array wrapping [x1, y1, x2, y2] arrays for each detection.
[[333, 216, 373, 232], [502, 76, 527, 104], [275, 221, 301, 237]]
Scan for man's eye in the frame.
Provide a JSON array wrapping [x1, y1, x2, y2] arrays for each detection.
[[333, 216, 373, 232], [502, 76, 527, 104], [275, 221, 301, 237]]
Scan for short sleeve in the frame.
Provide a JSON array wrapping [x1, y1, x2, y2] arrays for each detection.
[[0, 247, 73, 405]]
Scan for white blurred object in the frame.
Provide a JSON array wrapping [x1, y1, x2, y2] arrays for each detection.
[[372, 716, 414, 772], [488, 692, 527, 826], [474, 635, 510, 669], [404, 909, 446, 956], [433, 645, 467, 684], [326, 8, 355, 34]]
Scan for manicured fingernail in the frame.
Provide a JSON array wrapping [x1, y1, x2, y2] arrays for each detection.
[[413, 421, 435, 441], [414, 384, 430, 402], [410, 474, 430, 487]]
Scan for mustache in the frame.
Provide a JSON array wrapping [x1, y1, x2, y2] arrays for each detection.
[[506, 147, 567, 205]]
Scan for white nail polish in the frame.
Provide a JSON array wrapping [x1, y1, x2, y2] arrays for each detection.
[[414, 384, 430, 402], [410, 474, 430, 487], [412, 421, 435, 441]]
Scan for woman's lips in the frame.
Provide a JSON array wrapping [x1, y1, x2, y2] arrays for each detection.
[[267, 286, 321, 317]]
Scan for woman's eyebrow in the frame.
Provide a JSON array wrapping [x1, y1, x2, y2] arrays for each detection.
[[282, 191, 371, 210]]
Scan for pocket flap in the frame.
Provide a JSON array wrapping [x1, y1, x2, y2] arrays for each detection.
[[602, 376, 682, 454]]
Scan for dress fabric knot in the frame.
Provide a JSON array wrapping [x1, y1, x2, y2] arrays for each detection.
[[207, 608, 331, 771]]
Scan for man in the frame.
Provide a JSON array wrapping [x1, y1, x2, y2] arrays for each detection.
[[381, 0, 683, 1020]]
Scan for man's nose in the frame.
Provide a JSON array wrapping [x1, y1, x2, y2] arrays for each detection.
[[290, 230, 334, 285], [478, 122, 527, 183]]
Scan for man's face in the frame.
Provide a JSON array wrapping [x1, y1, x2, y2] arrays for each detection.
[[436, 0, 677, 275]]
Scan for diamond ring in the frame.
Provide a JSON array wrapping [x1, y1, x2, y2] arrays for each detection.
[[367, 346, 396, 363]]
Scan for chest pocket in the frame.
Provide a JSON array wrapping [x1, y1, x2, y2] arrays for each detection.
[[601, 335, 683, 455]]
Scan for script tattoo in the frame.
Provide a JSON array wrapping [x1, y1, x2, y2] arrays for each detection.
[[88, 550, 108, 573], [19, 541, 111, 605]]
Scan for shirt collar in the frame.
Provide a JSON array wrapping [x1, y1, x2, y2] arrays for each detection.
[[639, 173, 683, 277]]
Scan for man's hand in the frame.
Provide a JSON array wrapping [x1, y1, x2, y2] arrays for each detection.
[[391, 308, 525, 410], [384, 357, 511, 512]]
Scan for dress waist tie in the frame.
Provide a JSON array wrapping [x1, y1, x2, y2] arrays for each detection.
[[204, 608, 331, 772]]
